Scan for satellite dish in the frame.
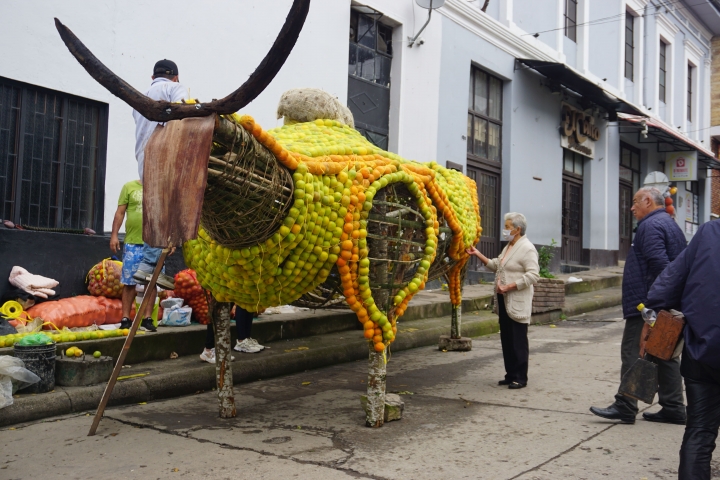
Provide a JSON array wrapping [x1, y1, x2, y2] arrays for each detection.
[[643, 171, 670, 193], [416, 0, 446, 9]]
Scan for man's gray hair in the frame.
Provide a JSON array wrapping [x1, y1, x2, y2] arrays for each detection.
[[637, 186, 664, 207], [504, 212, 527, 236]]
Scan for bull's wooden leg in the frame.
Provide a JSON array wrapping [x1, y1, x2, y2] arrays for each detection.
[[366, 346, 387, 427], [210, 299, 236, 418], [365, 186, 388, 428], [450, 304, 462, 339]]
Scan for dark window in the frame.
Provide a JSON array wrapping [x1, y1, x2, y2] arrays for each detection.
[[688, 64, 694, 122], [563, 148, 585, 177], [348, 10, 392, 88], [565, 0, 577, 42], [0, 77, 107, 231], [659, 41, 667, 102], [467, 67, 502, 164], [625, 13, 635, 81], [619, 142, 641, 189]]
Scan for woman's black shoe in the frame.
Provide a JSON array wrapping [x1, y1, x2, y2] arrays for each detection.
[[498, 379, 512, 385], [508, 382, 527, 389]]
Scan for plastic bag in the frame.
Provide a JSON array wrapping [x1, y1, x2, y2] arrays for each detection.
[[159, 305, 192, 327], [160, 298, 183, 309], [173, 270, 210, 324], [86, 258, 124, 298], [0, 356, 40, 409], [15, 332, 54, 346]]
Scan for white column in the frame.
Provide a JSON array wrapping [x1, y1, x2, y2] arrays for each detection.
[[577, 0, 590, 73], [556, 0, 565, 57], [635, 12, 644, 107], [499, 0, 515, 28], [702, 57, 711, 143]]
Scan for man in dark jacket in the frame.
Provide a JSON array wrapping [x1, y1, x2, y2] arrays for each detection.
[[645, 220, 720, 480], [590, 186, 687, 424]]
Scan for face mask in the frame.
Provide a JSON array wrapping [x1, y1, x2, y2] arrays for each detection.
[[502, 229, 515, 242]]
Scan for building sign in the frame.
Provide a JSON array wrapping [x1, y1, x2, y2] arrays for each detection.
[[685, 192, 693, 222], [665, 151, 698, 181], [560, 103, 600, 159]]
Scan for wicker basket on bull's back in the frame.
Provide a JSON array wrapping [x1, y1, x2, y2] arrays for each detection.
[[532, 277, 565, 313]]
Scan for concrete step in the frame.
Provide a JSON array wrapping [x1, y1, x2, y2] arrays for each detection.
[[0, 266, 623, 364]]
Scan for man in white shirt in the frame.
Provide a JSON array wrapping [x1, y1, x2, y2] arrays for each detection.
[[130, 60, 187, 330]]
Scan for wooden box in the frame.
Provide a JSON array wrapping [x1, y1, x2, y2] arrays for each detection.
[[640, 310, 685, 361], [532, 278, 565, 313]]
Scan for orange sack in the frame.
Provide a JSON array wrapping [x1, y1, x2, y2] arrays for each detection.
[[27, 295, 122, 329]]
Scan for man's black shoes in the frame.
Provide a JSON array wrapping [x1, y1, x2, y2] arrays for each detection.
[[589, 404, 636, 424], [642, 410, 686, 425], [140, 317, 157, 332], [119, 317, 132, 330]]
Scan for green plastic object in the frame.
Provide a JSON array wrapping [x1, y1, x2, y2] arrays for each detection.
[[16, 332, 55, 346]]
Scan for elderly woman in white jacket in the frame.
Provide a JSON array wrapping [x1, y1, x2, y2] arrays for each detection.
[[467, 212, 540, 389]]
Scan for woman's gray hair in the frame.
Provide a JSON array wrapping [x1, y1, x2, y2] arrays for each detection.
[[504, 212, 527, 236], [638, 186, 665, 207]]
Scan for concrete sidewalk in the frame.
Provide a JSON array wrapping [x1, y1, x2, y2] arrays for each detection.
[[0, 267, 623, 427], [1, 305, 685, 480]]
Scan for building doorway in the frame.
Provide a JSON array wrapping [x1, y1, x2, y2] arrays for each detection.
[[561, 149, 584, 264], [467, 167, 500, 267], [466, 65, 503, 268], [619, 143, 640, 260]]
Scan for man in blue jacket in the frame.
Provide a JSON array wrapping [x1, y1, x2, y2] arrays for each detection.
[[645, 219, 720, 480], [590, 186, 687, 424]]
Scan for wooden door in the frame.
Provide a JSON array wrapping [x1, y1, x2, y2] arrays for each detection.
[[467, 167, 500, 270], [619, 183, 633, 260], [561, 176, 583, 264]]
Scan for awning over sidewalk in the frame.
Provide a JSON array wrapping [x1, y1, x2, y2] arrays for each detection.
[[517, 59, 647, 117], [618, 113, 720, 169]]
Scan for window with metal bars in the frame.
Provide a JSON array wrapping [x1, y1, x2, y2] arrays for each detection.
[[659, 41, 667, 102], [0, 77, 107, 231], [564, 0, 577, 42], [687, 64, 694, 122], [625, 13, 635, 81]]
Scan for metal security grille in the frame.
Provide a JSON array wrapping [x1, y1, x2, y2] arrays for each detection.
[[348, 8, 392, 150], [0, 77, 107, 231], [0, 83, 20, 221]]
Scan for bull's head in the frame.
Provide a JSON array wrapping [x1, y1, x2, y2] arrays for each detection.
[[54, 0, 311, 121], [55, 1, 311, 247]]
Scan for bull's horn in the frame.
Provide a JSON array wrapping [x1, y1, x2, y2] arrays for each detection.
[[54, 0, 310, 122]]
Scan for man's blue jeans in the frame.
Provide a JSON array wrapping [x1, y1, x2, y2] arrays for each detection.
[[138, 243, 163, 273]]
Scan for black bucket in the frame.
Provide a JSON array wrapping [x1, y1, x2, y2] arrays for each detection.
[[13, 343, 56, 393]]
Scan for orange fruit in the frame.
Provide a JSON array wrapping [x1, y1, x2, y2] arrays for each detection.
[[374, 342, 385, 352]]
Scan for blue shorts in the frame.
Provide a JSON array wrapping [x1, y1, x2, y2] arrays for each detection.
[[121, 244, 144, 285]]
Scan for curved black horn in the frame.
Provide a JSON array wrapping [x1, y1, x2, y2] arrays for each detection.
[[54, 0, 310, 122]]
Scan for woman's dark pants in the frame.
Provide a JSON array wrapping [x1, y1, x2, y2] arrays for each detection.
[[497, 294, 529, 385]]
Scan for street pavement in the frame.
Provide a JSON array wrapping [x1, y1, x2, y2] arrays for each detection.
[[1, 305, 705, 479]]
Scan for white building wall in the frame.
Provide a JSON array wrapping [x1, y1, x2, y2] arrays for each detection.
[[2, 0, 716, 263]]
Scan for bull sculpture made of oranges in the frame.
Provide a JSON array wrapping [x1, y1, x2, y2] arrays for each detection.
[[55, 0, 480, 428]]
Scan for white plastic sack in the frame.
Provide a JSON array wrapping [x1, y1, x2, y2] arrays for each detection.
[[159, 305, 192, 327], [160, 298, 184, 309], [0, 356, 40, 409]]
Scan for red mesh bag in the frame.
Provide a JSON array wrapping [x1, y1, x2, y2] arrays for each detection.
[[87, 259, 124, 298], [29, 296, 109, 329], [173, 269, 210, 324]]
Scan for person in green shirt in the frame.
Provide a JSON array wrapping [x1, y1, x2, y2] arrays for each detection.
[[110, 180, 157, 332]]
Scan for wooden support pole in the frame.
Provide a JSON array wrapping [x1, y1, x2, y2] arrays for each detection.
[[450, 304, 462, 339], [88, 245, 170, 436], [210, 299, 236, 418], [366, 187, 388, 428]]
